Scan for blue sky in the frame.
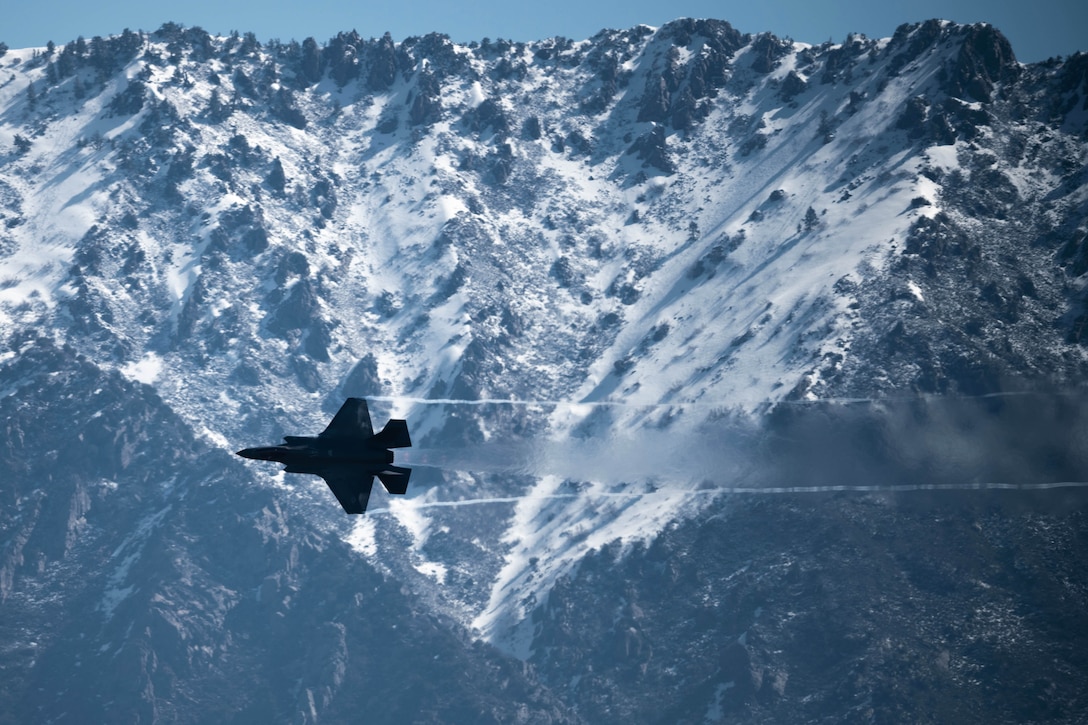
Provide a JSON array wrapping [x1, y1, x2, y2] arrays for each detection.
[[4, 0, 1084, 63]]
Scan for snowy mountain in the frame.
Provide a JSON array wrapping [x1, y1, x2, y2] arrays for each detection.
[[1, 18, 1087, 722]]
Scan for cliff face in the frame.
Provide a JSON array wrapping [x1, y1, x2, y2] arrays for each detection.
[[0, 18, 1086, 723]]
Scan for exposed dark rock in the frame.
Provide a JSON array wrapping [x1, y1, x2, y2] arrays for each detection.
[[627, 125, 674, 173], [887, 19, 945, 76], [106, 80, 146, 115], [232, 67, 258, 98], [298, 37, 322, 84], [637, 75, 670, 124], [779, 70, 807, 101], [1059, 232, 1088, 277], [311, 178, 337, 219], [565, 130, 593, 157], [324, 31, 361, 86], [266, 278, 321, 337], [750, 33, 788, 74], [409, 69, 442, 126], [944, 24, 1019, 102], [275, 250, 310, 283], [270, 88, 306, 129], [266, 157, 286, 193], [463, 97, 509, 136], [522, 115, 542, 140], [821, 36, 871, 84], [904, 213, 970, 260], [669, 87, 700, 130], [366, 32, 397, 91], [896, 95, 930, 137], [340, 354, 382, 398]]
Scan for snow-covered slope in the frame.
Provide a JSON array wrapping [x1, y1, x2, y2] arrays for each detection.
[[1, 19, 1087, 722]]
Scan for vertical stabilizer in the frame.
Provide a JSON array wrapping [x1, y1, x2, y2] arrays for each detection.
[[372, 419, 412, 449]]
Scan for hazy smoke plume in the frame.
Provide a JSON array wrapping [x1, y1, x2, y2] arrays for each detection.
[[386, 391, 1088, 512]]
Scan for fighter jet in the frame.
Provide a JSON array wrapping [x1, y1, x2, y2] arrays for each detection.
[[236, 398, 411, 513]]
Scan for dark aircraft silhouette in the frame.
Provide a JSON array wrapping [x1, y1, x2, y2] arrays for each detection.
[[236, 398, 411, 513]]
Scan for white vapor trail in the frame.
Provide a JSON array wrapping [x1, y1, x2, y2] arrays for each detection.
[[368, 395, 666, 408], [369, 390, 1085, 409], [362, 481, 1088, 515]]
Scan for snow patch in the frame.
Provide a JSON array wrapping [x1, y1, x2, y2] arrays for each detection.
[[200, 427, 231, 450], [389, 495, 433, 549], [415, 561, 448, 584], [436, 195, 468, 223], [120, 353, 163, 385], [467, 81, 485, 107], [705, 681, 736, 722], [346, 517, 378, 557]]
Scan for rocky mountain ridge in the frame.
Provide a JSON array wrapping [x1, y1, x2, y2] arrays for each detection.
[[0, 18, 1086, 722]]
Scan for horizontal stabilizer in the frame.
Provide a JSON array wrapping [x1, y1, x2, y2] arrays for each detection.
[[377, 465, 411, 495], [372, 419, 412, 449]]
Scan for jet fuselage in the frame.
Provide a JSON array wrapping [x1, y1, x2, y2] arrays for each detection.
[[237, 438, 394, 468]]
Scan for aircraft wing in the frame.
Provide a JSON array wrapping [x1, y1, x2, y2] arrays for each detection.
[[317, 466, 376, 514], [320, 398, 374, 439]]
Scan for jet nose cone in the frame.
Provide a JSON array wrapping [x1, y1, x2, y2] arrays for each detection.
[[236, 448, 260, 459]]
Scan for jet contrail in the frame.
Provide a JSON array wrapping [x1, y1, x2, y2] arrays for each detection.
[[364, 391, 1088, 518], [368, 395, 673, 408], [368, 390, 1087, 411], [361, 481, 1088, 515]]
